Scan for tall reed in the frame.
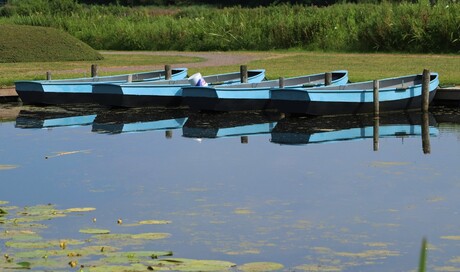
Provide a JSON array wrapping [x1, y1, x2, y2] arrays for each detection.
[[2, 2, 459, 53]]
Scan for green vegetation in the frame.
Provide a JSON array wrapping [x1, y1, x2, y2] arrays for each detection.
[[0, 51, 459, 88], [0, 1, 459, 53], [0, 24, 103, 63]]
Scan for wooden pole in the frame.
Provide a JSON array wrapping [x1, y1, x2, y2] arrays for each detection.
[[241, 136, 248, 144], [46, 71, 51, 80], [325, 72, 332, 86], [91, 64, 98, 77], [279, 77, 285, 88], [240, 65, 248, 83], [422, 112, 431, 154], [373, 116, 379, 151], [373, 80, 379, 117], [421, 69, 430, 112], [165, 64, 172, 80]]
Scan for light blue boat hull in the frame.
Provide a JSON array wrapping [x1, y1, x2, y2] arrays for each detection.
[[271, 73, 439, 115], [92, 69, 266, 108], [182, 70, 349, 112], [15, 68, 188, 105]]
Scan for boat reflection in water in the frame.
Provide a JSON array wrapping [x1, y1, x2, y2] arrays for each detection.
[[91, 108, 188, 136], [271, 112, 438, 152], [182, 111, 283, 142], [15, 106, 98, 129]]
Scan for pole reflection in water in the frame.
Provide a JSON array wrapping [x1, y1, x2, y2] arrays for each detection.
[[270, 112, 438, 152], [373, 116, 379, 151], [422, 112, 431, 154]]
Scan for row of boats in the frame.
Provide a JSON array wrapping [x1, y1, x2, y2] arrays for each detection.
[[14, 107, 440, 145], [14, 67, 440, 116]]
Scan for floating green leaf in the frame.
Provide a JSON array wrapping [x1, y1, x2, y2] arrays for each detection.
[[16, 261, 31, 269], [0, 164, 18, 170], [79, 228, 110, 234], [0, 230, 42, 241], [65, 207, 96, 213], [0, 208, 8, 215], [131, 233, 171, 240], [99, 251, 173, 264], [5, 241, 56, 249], [138, 220, 172, 225], [146, 258, 236, 271], [239, 262, 284, 272]]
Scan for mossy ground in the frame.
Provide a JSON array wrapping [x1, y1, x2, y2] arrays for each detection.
[[0, 24, 103, 63]]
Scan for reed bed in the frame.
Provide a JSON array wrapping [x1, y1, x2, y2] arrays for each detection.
[[1, 2, 459, 53]]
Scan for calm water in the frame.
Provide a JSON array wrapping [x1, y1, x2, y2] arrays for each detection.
[[1, 103, 460, 271]]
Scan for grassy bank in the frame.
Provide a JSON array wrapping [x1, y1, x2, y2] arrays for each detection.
[[0, 25, 103, 63], [0, 51, 459, 88], [1, 2, 459, 53]]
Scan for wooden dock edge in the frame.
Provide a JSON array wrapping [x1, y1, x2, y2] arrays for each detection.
[[0, 87, 20, 102]]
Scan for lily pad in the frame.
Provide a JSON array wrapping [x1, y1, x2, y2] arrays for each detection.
[[238, 262, 284, 272], [65, 207, 96, 213], [0, 230, 42, 241], [99, 251, 173, 264], [138, 220, 172, 225], [131, 233, 171, 240], [5, 241, 57, 249], [0, 164, 18, 170], [146, 258, 236, 271], [79, 228, 111, 234]]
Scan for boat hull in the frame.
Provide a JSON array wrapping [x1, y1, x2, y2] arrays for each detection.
[[15, 68, 188, 105], [92, 93, 183, 108], [273, 91, 437, 116], [182, 71, 348, 112], [184, 96, 272, 112], [93, 70, 266, 108], [271, 73, 439, 116], [17, 89, 96, 105]]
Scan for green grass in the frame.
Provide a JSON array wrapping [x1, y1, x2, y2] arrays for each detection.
[[0, 52, 203, 88], [2, 3, 459, 53], [0, 24, 103, 63], [0, 51, 459, 88]]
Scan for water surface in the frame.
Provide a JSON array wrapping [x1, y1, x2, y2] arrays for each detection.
[[1, 103, 460, 271]]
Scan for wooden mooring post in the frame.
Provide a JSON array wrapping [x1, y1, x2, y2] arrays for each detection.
[[165, 65, 172, 80], [325, 72, 332, 86], [421, 69, 430, 112], [240, 65, 248, 83], [279, 77, 285, 88], [46, 71, 51, 80], [373, 80, 380, 116], [91, 64, 98, 77]]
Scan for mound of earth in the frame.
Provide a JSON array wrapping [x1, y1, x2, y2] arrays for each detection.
[[0, 24, 103, 63]]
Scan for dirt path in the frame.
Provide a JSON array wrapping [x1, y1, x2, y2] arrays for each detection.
[[100, 51, 279, 69]]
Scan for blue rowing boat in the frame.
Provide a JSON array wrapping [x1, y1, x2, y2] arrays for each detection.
[[15, 68, 188, 105], [271, 72, 439, 116], [181, 71, 348, 112], [92, 69, 266, 108]]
